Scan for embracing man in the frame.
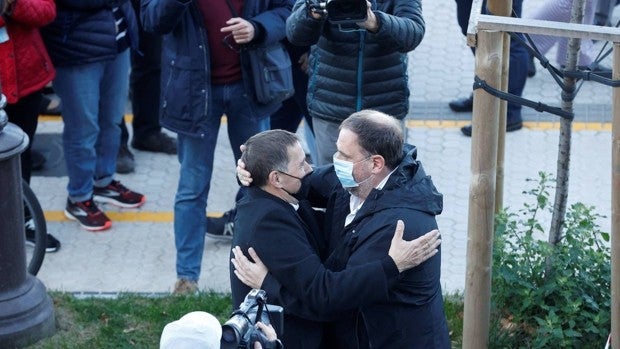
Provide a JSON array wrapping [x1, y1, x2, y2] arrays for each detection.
[[233, 110, 451, 348]]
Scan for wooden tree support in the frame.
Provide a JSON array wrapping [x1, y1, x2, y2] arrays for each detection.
[[463, 1, 620, 347]]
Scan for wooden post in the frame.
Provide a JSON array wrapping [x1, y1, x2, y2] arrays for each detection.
[[463, 29, 503, 349], [487, 0, 512, 213], [611, 41, 620, 349]]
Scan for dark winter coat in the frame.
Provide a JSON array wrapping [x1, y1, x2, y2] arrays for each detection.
[[286, 0, 424, 123], [0, 0, 55, 104], [40, 0, 139, 67], [140, 0, 291, 137], [305, 144, 451, 348], [231, 187, 401, 349]]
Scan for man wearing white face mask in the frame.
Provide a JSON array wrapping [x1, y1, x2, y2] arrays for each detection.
[[235, 110, 450, 348]]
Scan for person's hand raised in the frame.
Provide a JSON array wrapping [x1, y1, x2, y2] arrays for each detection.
[[388, 220, 441, 273]]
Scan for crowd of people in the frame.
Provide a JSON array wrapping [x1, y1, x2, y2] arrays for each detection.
[[1, 0, 617, 347]]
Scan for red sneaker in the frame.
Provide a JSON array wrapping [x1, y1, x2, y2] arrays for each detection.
[[64, 197, 112, 231], [93, 180, 146, 208]]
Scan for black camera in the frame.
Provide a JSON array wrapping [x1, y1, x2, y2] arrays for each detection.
[[307, 0, 368, 24], [326, 0, 367, 24], [221, 289, 284, 349]]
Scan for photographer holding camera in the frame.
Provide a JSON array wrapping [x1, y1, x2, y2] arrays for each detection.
[[285, 0, 424, 166], [161, 290, 284, 349]]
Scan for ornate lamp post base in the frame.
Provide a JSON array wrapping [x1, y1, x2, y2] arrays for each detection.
[[0, 102, 55, 347]]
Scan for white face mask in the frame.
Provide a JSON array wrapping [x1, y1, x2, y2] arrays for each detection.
[[332, 154, 372, 188]]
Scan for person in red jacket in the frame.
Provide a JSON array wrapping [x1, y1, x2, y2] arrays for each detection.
[[0, 0, 60, 252]]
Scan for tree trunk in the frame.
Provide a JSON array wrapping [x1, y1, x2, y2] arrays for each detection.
[[547, 0, 586, 276]]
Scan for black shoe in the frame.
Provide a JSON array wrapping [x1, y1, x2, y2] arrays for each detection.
[[460, 121, 523, 137], [206, 208, 235, 241], [131, 132, 177, 155], [31, 149, 47, 171], [116, 145, 135, 174], [39, 94, 62, 116], [25, 219, 61, 253], [449, 94, 474, 112], [528, 55, 536, 78]]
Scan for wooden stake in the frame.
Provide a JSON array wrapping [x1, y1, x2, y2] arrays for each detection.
[[463, 29, 503, 349]]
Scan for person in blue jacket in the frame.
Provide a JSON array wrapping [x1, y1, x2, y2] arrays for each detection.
[[234, 110, 451, 348], [286, 0, 425, 165], [41, 0, 146, 232], [140, 0, 292, 294]]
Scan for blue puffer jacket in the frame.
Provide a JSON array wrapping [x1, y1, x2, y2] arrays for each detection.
[[41, 0, 139, 67], [141, 0, 291, 138], [286, 0, 424, 122]]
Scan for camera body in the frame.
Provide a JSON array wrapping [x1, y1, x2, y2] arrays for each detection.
[[221, 289, 284, 349], [307, 0, 368, 24], [325, 0, 367, 24]]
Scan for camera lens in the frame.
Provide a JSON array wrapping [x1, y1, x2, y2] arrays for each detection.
[[221, 326, 238, 343]]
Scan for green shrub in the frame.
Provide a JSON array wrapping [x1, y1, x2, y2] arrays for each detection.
[[490, 172, 611, 348]]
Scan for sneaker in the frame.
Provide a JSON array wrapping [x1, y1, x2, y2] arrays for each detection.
[[25, 219, 61, 253], [206, 208, 235, 241], [131, 132, 177, 155], [173, 278, 198, 295], [460, 121, 523, 137], [448, 94, 474, 113], [64, 197, 112, 231], [116, 145, 135, 174], [93, 180, 146, 208]]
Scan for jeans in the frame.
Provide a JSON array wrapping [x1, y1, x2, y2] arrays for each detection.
[[174, 81, 269, 281], [54, 50, 130, 202], [455, 0, 528, 124]]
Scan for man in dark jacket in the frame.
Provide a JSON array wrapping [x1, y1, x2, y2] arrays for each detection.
[[230, 129, 442, 348], [234, 110, 450, 348], [41, 0, 146, 232], [140, 0, 291, 294], [286, 0, 425, 165]]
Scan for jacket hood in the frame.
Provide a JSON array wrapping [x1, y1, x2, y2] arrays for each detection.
[[364, 144, 443, 217]]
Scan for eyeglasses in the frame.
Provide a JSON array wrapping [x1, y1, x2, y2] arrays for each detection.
[[222, 34, 241, 53]]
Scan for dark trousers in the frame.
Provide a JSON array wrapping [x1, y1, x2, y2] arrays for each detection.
[[121, 0, 162, 145], [6, 91, 44, 183], [455, 0, 528, 124], [270, 45, 313, 134]]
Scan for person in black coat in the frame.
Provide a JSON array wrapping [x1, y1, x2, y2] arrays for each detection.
[[230, 129, 442, 349], [234, 110, 451, 348]]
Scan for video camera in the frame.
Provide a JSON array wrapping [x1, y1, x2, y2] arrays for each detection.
[[221, 289, 284, 349], [306, 0, 368, 24]]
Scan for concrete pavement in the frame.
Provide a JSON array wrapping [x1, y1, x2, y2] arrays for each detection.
[[27, 0, 617, 295]]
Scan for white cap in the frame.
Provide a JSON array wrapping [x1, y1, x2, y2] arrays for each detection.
[[160, 311, 222, 349]]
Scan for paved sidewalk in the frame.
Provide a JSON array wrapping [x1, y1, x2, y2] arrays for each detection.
[[27, 0, 617, 295]]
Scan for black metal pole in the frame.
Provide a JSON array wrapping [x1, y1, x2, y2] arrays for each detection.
[[0, 88, 55, 345]]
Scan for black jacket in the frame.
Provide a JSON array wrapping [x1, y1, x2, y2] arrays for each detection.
[[41, 0, 139, 67], [286, 0, 424, 122], [306, 144, 451, 348], [231, 187, 401, 349]]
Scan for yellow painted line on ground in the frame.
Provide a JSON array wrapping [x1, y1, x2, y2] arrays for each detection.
[[44, 211, 222, 222], [405, 119, 612, 131], [39, 114, 229, 124], [41, 114, 611, 131]]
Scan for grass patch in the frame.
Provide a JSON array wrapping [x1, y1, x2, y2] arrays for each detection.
[[28, 292, 232, 349], [27, 291, 464, 348]]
